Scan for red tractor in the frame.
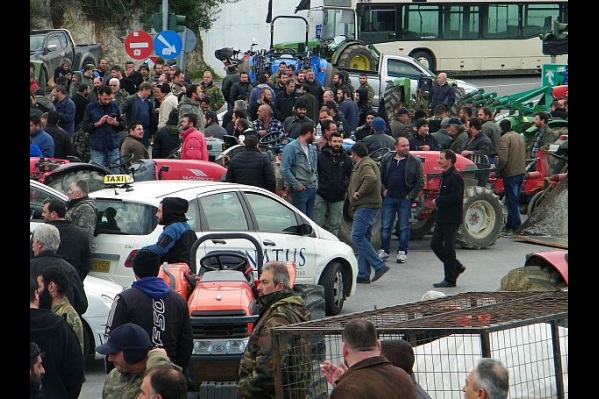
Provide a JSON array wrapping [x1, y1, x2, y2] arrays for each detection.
[[157, 232, 327, 398], [338, 150, 505, 250], [30, 155, 227, 194]]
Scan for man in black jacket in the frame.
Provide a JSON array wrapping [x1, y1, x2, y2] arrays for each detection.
[[30, 224, 88, 315], [225, 134, 276, 192], [314, 131, 353, 236], [31, 199, 91, 281], [30, 272, 85, 399], [104, 248, 193, 384], [431, 149, 466, 288]]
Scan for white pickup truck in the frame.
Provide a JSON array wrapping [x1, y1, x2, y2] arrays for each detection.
[[344, 53, 479, 111]]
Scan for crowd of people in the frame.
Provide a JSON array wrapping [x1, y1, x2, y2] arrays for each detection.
[[30, 58, 565, 399]]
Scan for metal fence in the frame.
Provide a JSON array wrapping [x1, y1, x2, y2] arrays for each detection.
[[271, 291, 568, 399]]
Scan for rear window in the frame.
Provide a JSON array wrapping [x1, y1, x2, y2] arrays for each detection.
[[95, 200, 158, 235]]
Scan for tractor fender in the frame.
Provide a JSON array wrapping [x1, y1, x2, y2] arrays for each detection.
[[524, 250, 568, 285], [330, 40, 362, 65]]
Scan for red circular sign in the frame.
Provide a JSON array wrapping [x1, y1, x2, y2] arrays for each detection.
[[124, 30, 154, 60]]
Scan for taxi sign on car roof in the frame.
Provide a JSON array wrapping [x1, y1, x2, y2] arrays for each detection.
[[104, 174, 134, 184]]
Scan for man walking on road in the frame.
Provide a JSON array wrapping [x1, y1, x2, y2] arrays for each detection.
[[378, 136, 424, 264], [431, 149, 466, 288], [348, 143, 389, 284]]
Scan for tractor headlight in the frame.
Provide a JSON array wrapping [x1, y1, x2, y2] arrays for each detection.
[[193, 338, 249, 355]]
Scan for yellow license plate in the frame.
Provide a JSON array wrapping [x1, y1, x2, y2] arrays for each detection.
[[91, 259, 111, 273]]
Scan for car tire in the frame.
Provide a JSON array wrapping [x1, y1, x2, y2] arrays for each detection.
[[318, 262, 346, 315]]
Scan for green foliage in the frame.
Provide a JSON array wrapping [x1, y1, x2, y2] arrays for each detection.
[[75, 0, 239, 32]]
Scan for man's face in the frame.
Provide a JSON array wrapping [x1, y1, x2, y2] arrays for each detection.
[[399, 113, 410, 123], [99, 93, 113, 106], [438, 152, 451, 170], [446, 125, 458, 136], [30, 355, 45, 390], [462, 368, 479, 399], [139, 87, 152, 99], [130, 124, 144, 139], [107, 350, 134, 373], [239, 73, 249, 83], [418, 124, 429, 136], [180, 118, 191, 131], [99, 59, 109, 70], [42, 203, 53, 223], [477, 109, 487, 120], [330, 135, 343, 153], [138, 374, 153, 399], [257, 269, 283, 296], [257, 106, 269, 121], [279, 74, 288, 85], [323, 91, 334, 103], [36, 276, 53, 310], [263, 90, 273, 102], [201, 101, 211, 112], [324, 123, 338, 140], [153, 87, 163, 100], [294, 107, 306, 119], [534, 115, 543, 127], [286, 82, 296, 94], [155, 202, 164, 224], [126, 63, 135, 74], [396, 138, 410, 157], [154, 64, 164, 75], [332, 74, 341, 85], [319, 111, 332, 123], [67, 182, 81, 200], [30, 121, 39, 136], [297, 72, 305, 82], [365, 114, 375, 126], [278, 64, 287, 74], [305, 130, 315, 145], [336, 90, 344, 102], [94, 78, 103, 88], [84, 69, 94, 78], [203, 72, 213, 85], [359, 75, 367, 85], [306, 70, 315, 81]]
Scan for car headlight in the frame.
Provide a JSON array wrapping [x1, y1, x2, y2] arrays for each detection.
[[193, 338, 249, 355]]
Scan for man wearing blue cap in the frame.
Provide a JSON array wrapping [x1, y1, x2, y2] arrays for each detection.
[[362, 117, 395, 154], [96, 322, 179, 399]]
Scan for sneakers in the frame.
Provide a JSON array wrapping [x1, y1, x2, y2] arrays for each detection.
[[357, 277, 371, 284], [396, 251, 407, 263], [372, 266, 390, 282], [377, 250, 389, 261]]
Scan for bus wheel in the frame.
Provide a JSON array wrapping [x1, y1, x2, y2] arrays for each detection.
[[412, 51, 435, 72]]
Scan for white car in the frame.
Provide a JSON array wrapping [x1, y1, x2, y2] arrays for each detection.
[[30, 179, 124, 360], [87, 179, 358, 315]]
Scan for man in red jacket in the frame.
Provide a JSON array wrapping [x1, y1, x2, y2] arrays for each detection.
[[179, 113, 208, 161]]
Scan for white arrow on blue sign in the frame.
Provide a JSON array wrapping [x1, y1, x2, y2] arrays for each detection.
[[154, 30, 183, 60]]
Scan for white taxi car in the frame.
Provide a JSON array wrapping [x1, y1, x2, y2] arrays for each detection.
[[88, 177, 358, 315], [30, 179, 124, 360]]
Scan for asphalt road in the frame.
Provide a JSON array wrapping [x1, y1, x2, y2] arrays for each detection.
[[78, 230, 553, 399]]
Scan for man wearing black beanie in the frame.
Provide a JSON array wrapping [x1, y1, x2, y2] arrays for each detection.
[[143, 197, 198, 272]]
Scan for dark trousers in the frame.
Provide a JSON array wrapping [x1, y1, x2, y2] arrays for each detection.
[[430, 222, 459, 283]]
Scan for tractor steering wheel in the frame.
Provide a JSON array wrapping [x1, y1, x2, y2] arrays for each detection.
[[108, 153, 134, 171], [200, 252, 249, 273], [369, 147, 391, 163], [259, 131, 286, 145]]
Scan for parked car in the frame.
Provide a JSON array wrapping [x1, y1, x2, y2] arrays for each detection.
[[30, 179, 123, 360], [87, 177, 358, 315]]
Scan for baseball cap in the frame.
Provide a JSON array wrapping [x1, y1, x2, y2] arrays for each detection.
[[371, 117, 386, 131], [96, 323, 151, 355], [396, 108, 410, 116]]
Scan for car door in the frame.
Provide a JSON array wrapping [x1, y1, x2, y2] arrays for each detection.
[[30, 180, 68, 235], [240, 191, 316, 281], [44, 31, 74, 80]]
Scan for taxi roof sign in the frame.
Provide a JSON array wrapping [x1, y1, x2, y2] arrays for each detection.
[[104, 174, 134, 184]]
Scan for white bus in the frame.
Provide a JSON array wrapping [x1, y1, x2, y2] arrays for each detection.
[[311, 0, 568, 75]]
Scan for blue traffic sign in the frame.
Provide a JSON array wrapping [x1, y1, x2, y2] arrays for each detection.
[[154, 30, 183, 60]]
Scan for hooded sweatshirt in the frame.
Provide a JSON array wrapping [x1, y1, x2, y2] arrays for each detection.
[[104, 277, 193, 370], [30, 308, 85, 399], [143, 197, 198, 267]]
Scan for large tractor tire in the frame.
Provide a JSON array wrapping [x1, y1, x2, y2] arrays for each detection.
[[318, 261, 346, 315], [410, 218, 435, 240], [457, 186, 504, 249], [337, 45, 377, 71], [500, 265, 567, 292], [293, 284, 326, 321], [383, 82, 405, 118]]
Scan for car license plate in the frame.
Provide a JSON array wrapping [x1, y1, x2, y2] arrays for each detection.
[[91, 259, 111, 273]]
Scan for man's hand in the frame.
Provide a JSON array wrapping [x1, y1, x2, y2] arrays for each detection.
[[320, 360, 348, 387], [352, 191, 360, 200], [294, 184, 306, 191]]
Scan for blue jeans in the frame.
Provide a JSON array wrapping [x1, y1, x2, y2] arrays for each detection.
[[290, 187, 317, 220], [90, 148, 120, 173], [380, 196, 412, 254], [351, 207, 386, 280], [504, 174, 524, 231]]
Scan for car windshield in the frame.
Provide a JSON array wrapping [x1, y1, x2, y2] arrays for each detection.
[[30, 35, 45, 52], [95, 200, 158, 235]]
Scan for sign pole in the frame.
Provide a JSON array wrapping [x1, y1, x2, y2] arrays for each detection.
[[162, 0, 169, 31]]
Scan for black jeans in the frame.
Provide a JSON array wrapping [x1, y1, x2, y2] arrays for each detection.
[[430, 222, 460, 283]]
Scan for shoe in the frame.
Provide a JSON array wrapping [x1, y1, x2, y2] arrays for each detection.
[[377, 250, 389, 261], [372, 266, 390, 282], [457, 261, 466, 275], [396, 251, 407, 263], [501, 228, 514, 237], [433, 280, 456, 288], [357, 277, 371, 284]]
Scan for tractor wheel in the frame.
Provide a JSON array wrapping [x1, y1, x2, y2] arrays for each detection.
[[337, 45, 377, 71], [457, 186, 504, 249], [337, 200, 381, 253], [410, 218, 435, 240], [318, 262, 346, 315], [383, 82, 404, 118], [527, 188, 549, 216], [412, 50, 435, 72], [451, 87, 466, 115], [293, 284, 326, 321], [499, 265, 567, 292]]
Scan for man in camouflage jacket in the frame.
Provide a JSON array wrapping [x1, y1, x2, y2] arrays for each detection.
[[238, 261, 311, 399]]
